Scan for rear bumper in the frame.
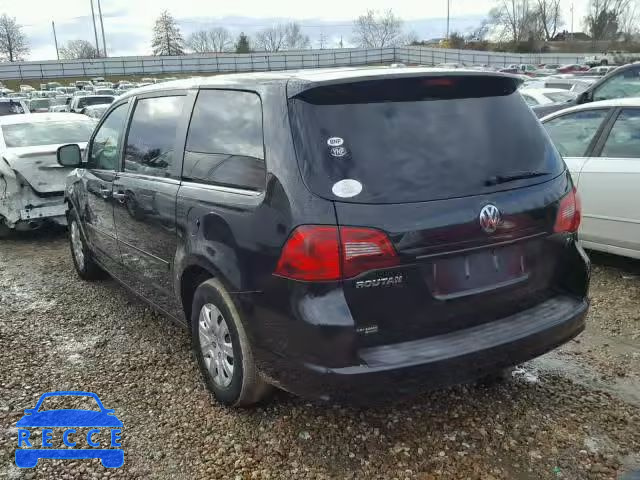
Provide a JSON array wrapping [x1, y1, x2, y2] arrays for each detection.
[[250, 295, 588, 402]]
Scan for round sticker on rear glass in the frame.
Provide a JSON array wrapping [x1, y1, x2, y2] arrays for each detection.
[[327, 137, 344, 147], [329, 146, 348, 158], [332, 179, 363, 198]]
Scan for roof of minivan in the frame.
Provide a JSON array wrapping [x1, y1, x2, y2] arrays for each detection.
[[118, 67, 521, 100]]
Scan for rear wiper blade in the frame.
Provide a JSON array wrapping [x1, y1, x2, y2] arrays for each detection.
[[485, 171, 550, 186]]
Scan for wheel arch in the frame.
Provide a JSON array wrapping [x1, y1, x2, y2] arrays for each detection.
[[178, 257, 233, 327]]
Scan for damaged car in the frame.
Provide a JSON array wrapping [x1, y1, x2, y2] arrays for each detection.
[[0, 113, 95, 237]]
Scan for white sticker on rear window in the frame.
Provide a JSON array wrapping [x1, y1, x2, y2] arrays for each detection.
[[327, 137, 344, 147], [329, 146, 347, 158], [332, 179, 362, 198]]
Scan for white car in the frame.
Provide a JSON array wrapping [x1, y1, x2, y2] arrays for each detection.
[[520, 88, 577, 107], [0, 113, 95, 236], [541, 98, 640, 259]]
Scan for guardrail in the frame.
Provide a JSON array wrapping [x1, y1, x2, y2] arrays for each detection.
[[0, 46, 588, 81]]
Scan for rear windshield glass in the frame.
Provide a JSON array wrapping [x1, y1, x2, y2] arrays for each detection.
[[78, 96, 114, 108], [0, 101, 25, 116], [289, 76, 564, 203], [2, 121, 94, 147]]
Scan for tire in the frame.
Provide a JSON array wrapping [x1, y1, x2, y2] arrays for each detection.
[[68, 210, 107, 281], [601, 59, 609, 66], [477, 367, 515, 386], [0, 220, 11, 239], [191, 278, 271, 407]]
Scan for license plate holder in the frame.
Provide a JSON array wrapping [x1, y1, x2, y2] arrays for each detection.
[[426, 244, 528, 300]]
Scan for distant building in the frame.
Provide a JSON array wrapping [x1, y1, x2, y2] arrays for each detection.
[[552, 31, 592, 41]]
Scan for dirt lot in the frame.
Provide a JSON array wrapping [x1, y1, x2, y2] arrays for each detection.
[[1, 228, 639, 480]]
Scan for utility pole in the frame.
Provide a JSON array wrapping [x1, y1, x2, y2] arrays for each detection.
[[52, 21, 60, 60], [570, 3, 574, 41], [339, 36, 343, 48], [446, 0, 450, 39], [97, 0, 107, 57], [89, 0, 101, 57]]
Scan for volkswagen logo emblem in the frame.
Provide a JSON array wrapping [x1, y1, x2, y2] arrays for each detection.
[[479, 204, 501, 234]]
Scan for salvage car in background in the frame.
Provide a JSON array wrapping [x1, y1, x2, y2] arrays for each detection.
[[542, 98, 640, 259], [520, 88, 576, 107], [0, 113, 95, 237], [69, 95, 115, 114], [533, 61, 640, 117]]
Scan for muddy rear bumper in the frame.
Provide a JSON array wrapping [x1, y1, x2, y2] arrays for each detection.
[[256, 295, 588, 402]]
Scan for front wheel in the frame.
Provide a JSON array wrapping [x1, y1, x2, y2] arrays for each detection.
[[68, 211, 107, 280], [191, 278, 271, 407]]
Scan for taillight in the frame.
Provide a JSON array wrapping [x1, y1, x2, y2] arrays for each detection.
[[274, 226, 399, 281], [274, 226, 341, 281], [554, 187, 581, 233], [340, 227, 398, 278]]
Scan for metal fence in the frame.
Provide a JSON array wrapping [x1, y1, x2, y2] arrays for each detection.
[[0, 46, 588, 81]]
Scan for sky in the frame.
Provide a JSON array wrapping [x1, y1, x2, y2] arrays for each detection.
[[0, 0, 592, 61]]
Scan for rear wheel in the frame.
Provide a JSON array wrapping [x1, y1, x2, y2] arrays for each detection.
[[477, 367, 515, 386], [0, 219, 11, 239], [68, 210, 107, 280], [191, 278, 271, 407]]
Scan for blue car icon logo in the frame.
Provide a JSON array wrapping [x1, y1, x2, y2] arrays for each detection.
[[15, 391, 123, 468]]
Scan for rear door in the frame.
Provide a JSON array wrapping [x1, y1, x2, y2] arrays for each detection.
[[578, 107, 640, 253], [542, 108, 613, 186], [111, 90, 189, 316], [288, 75, 576, 346]]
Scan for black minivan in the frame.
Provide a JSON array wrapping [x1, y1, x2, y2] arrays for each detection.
[[57, 68, 590, 406]]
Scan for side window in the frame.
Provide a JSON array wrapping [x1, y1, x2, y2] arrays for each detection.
[[87, 103, 129, 170], [123, 95, 184, 178], [600, 109, 640, 158], [183, 90, 265, 191], [593, 68, 640, 101], [543, 109, 609, 157]]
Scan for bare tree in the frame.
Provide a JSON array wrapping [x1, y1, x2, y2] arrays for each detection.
[[59, 40, 99, 59], [187, 27, 232, 53], [534, 0, 563, 40], [489, 0, 540, 43], [187, 31, 211, 53], [209, 27, 233, 52], [152, 10, 185, 56], [585, 0, 633, 40], [284, 23, 310, 49], [352, 9, 406, 48], [255, 24, 287, 52], [0, 14, 29, 62], [619, 2, 639, 39]]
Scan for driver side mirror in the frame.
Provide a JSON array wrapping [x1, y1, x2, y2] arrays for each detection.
[[57, 144, 82, 167], [578, 91, 592, 104]]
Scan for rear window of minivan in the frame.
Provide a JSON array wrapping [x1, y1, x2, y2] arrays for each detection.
[[288, 75, 564, 204]]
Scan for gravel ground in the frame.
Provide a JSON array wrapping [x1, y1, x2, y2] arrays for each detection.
[[1, 228, 639, 480]]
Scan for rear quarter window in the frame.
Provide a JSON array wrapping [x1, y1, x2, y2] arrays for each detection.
[[183, 90, 265, 191]]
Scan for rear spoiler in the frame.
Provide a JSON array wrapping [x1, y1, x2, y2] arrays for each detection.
[[286, 69, 524, 98]]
